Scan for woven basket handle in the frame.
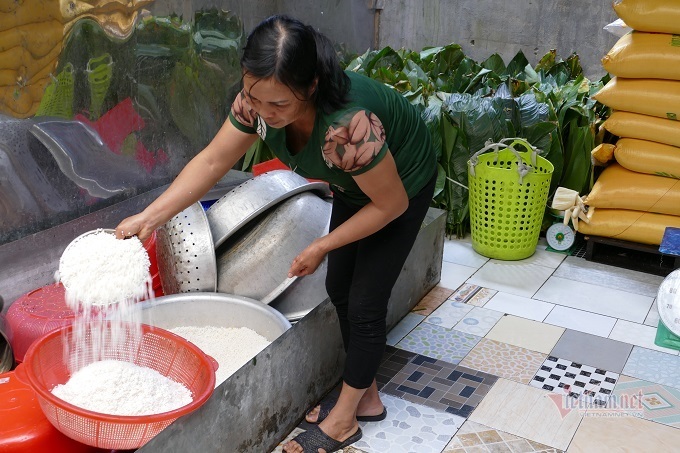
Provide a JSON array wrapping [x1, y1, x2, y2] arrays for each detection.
[[468, 138, 539, 185]]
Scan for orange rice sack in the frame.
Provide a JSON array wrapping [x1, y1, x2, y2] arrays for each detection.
[[579, 208, 680, 245], [603, 111, 680, 148], [584, 163, 680, 215], [602, 32, 680, 80], [593, 77, 680, 120], [614, 138, 680, 179], [613, 0, 680, 35]]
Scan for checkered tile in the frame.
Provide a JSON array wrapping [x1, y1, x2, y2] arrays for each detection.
[[530, 356, 619, 406]]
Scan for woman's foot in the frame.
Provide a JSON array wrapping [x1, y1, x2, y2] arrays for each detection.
[[284, 416, 360, 453], [306, 380, 384, 423]]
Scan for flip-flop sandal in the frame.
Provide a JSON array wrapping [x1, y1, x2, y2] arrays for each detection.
[[290, 425, 362, 453], [357, 407, 388, 422], [306, 397, 336, 424], [307, 398, 387, 424]]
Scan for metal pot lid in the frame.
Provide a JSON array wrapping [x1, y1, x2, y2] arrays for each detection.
[[657, 269, 680, 336], [207, 170, 330, 248], [216, 192, 331, 300], [269, 261, 329, 322], [156, 202, 217, 295]]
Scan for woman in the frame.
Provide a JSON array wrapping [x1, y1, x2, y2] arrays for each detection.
[[116, 15, 436, 452]]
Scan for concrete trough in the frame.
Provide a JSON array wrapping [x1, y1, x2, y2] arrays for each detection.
[[139, 207, 445, 453]]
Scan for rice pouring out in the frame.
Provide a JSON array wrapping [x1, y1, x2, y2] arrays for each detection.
[[57, 229, 153, 373], [58, 229, 151, 307]]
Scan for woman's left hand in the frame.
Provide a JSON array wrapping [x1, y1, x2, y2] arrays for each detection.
[[288, 238, 327, 277]]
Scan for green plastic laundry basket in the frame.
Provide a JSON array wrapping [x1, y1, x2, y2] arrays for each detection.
[[468, 138, 554, 260]]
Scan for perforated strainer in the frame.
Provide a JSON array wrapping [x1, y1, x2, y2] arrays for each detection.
[[155, 202, 217, 295]]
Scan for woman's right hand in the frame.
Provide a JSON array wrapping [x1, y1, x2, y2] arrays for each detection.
[[115, 213, 156, 243]]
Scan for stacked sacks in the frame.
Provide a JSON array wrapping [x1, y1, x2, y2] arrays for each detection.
[[579, 0, 680, 245]]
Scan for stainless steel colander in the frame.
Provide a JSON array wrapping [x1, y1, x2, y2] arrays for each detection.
[[156, 202, 217, 294]]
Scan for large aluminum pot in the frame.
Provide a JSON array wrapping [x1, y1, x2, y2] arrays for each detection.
[[135, 292, 291, 342], [206, 170, 330, 248], [215, 191, 332, 321]]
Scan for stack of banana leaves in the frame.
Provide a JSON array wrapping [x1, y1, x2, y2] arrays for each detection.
[[243, 44, 610, 238]]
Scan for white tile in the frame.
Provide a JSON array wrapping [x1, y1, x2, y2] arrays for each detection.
[[520, 248, 567, 269], [387, 313, 425, 346], [439, 261, 478, 291], [443, 238, 489, 268], [609, 320, 680, 355], [534, 276, 654, 323], [543, 305, 617, 337], [466, 260, 555, 298], [484, 292, 555, 321], [644, 299, 660, 328], [554, 256, 663, 298]]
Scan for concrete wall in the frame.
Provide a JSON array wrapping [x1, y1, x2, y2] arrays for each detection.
[[154, 0, 376, 57], [378, 0, 619, 78]]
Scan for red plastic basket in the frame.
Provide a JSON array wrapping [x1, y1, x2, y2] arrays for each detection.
[[18, 323, 215, 450]]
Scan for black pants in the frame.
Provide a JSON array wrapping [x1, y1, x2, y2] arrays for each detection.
[[325, 173, 436, 389]]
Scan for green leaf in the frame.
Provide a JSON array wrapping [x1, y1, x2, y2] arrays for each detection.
[[365, 46, 403, 75], [481, 53, 506, 76], [535, 49, 557, 74], [505, 50, 530, 78]]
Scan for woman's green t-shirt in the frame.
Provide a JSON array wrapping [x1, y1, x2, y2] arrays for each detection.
[[229, 71, 436, 206]]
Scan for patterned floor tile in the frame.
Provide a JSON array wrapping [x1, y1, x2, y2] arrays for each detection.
[[613, 375, 680, 428], [387, 313, 425, 346], [397, 322, 483, 365], [469, 378, 583, 450], [425, 300, 474, 328], [529, 356, 619, 407], [485, 315, 565, 354], [271, 428, 370, 453], [353, 393, 464, 453], [376, 346, 418, 390], [380, 354, 497, 418], [466, 287, 497, 307], [452, 306, 504, 337], [460, 338, 547, 384], [411, 286, 456, 316], [441, 283, 498, 308], [442, 420, 563, 452], [622, 346, 680, 391], [450, 283, 482, 303], [549, 329, 633, 374]]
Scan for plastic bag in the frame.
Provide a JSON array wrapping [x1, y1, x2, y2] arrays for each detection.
[[603, 18, 632, 37]]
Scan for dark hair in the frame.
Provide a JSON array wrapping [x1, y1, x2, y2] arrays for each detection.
[[240, 15, 351, 115]]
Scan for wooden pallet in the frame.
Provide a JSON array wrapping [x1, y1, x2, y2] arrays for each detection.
[[584, 235, 680, 277]]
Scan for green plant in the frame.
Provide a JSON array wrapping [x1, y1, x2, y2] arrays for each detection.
[[344, 45, 609, 237]]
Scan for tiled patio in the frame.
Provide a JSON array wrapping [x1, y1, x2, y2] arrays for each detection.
[[274, 235, 680, 452]]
